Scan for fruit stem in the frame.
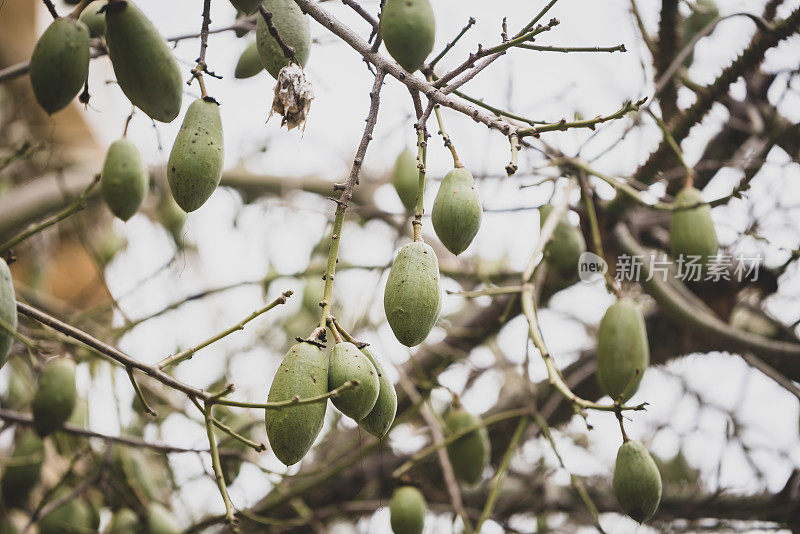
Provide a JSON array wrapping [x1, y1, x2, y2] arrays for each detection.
[[412, 125, 427, 242], [577, 171, 623, 298], [202, 401, 239, 530], [67, 0, 92, 18], [431, 97, 462, 168], [326, 317, 343, 343]]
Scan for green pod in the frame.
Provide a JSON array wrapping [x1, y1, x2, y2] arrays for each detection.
[[670, 186, 718, 269], [392, 149, 419, 212], [32, 357, 77, 437], [80, 1, 108, 37], [0, 430, 44, 509], [105, 1, 183, 123], [444, 407, 490, 485], [389, 486, 426, 534], [301, 276, 324, 315], [146, 504, 181, 534], [110, 446, 159, 502], [613, 440, 662, 523], [431, 167, 482, 255], [101, 138, 148, 221], [235, 41, 264, 79], [380, 0, 435, 72], [157, 192, 187, 247], [265, 342, 328, 466], [328, 342, 380, 421], [0, 258, 18, 368], [29, 17, 90, 114], [255, 0, 311, 79], [384, 241, 441, 347], [109, 508, 140, 534], [167, 97, 224, 212], [230, 0, 263, 15], [358, 346, 397, 438], [596, 298, 649, 402], [540, 204, 586, 276], [39, 495, 94, 534]]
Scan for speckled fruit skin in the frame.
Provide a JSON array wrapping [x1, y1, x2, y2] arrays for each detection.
[[105, 0, 183, 123], [255, 0, 310, 79], [29, 18, 90, 114], [328, 342, 380, 421], [384, 241, 441, 347], [390, 486, 426, 534], [79, 1, 107, 37], [445, 407, 490, 485], [380, 0, 435, 72], [235, 41, 264, 78], [230, 0, 263, 15], [265, 342, 328, 466], [146, 503, 181, 534], [0, 258, 17, 369], [392, 149, 419, 212], [0, 430, 44, 509], [432, 167, 482, 255], [539, 204, 586, 276], [358, 346, 397, 438], [101, 139, 148, 221], [613, 440, 662, 523], [670, 186, 718, 269], [596, 298, 649, 402], [167, 98, 224, 212], [32, 357, 77, 437]]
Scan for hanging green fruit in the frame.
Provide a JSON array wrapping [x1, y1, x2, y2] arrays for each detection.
[[79, 1, 108, 38], [39, 491, 95, 534], [380, 0, 436, 72], [613, 440, 662, 523], [444, 406, 490, 485], [596, 298, 649, 402], [539, 203, 586, 277], [235, 41, 264, 79], [432, 167, 482, 255], [32, 357, 77, 437], [255, 0, 311, 79], [390, 486, 426, 534], [230, 0, 264, 15], [358, 346, 397, 438], [101, 138, 149, 221], [157, 191, 187, 247], [670, 186, 718, 270], [328, 341, 380, 421], [108, 508, 140, 534], [392, 149, 419, 212], [146, 504, 181, 534], [0, 430, 44, 509], [0, 258, 18, 369]]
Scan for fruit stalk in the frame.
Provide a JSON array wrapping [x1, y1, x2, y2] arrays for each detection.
[[202, 402, 237, 529], [412, 126, 427, 242], [577, 171, 623, 297]]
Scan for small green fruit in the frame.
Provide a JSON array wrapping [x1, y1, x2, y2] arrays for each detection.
[[390, 486, 426, 534], [157, 191, 187, 247], [79, 1, 108, 37], [235, 41, 264, 79], [265, 342, 328, 466], [444, 407, 490, 485], [0, 430, 44, 509], [613, 440, 662, 523], [109, 508, 140, 534], [29, 18, 90, 114], [359, 346, 397, 438], [596, 298, 649, 402], [670, 186, 718, 269], [32, 357, 77, 437], [0, 258, 18, 369], [105, 0, 183, 123], [432, 167, 482, 255], [39, 494, 94, 534], [301, 276, 324, 315], [101, 138, 148, 221], [380, 0, 436, 72], [255, 0, 311, 79], [328, 342, 380, 421], [686, 0, 719, 36], [540, 204, 586, 276], [230, 0, 263, 15], [392, 149, 419, 212], [167, 97, 224, 212], [147, 504, 181, 534], [384, 241, 441, 347]]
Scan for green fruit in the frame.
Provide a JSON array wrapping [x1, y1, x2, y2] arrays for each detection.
[[39, 495, 94, 534], [32, 357, 77, 437], [4, 363, 33, 410], [390, 486, 426, 534], [111, 447, 159, 502], [105, 1, 183, 123], [444, 407, 490, 485], [167, 97, 224, 212], [109, 508, 140, 534], [146, 504, 181, 534], [380, 0, 435, 72], [431, 167, 482, 255], [230, 0, 263, 15], [80, 1, 108, 37], [29, 18, 90, 114], [392, 149, 419, 212], [101, 139, 148, 221], [265, 342, 328, 466], [234, 10, 250, 38], [157, 192, 187, 246], [255, 0, 311, 79], [654, 450, 699, 487], [0, 430, 44, 509], [358, 346, 397, 438], [686, 0, 718, 36], [235, 41, 264, 79], [301, 276, 324, 315], [0, 518, 18, 534], [0, 258, 18, 368], [670, 186, 718, 269], [384, 242, 441, 347], [596, 298, 649, 402], [328, 342, 379, 421], [540, 204, 586, 276], [613, 440, 662, 523]]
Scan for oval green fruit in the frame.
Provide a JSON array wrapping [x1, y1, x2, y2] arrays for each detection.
[[158, 191, 187, 247], [392, 149, 419, 212], [384, 241, 441, 347], [230, 0, 263, 15], [0, 430, 44, 509], [265, 342, 328, 466], [109, 508, 140, 534], [432, 167, 482, 255], [328, 342, 379, 421], [255, 0, 311, 79], [596, 298, 649, 402], [105, 0, 183, 123], [101, 138, 148, 221], [390, 486, 426, 534], [0, 258, 18, 369], [39, 495, 94, 534], [79, 1, 108, 37], [146, 503, 181, 534], [32, 357, 77, 437], [359, 346, 397, 438], [613, 440, 662, 523], [686, 0, 718, 36], [540, 204, 586, 276], [235, 41, 264, 79], [670, 186, 718, 269], [29, 17, 90, 114], [167, 97, 224, 212], [380, 0, 435, 72], [444, 407, 490, 485]]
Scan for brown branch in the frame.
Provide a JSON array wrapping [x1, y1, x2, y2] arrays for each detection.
[[258, 5, 298, 63]]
